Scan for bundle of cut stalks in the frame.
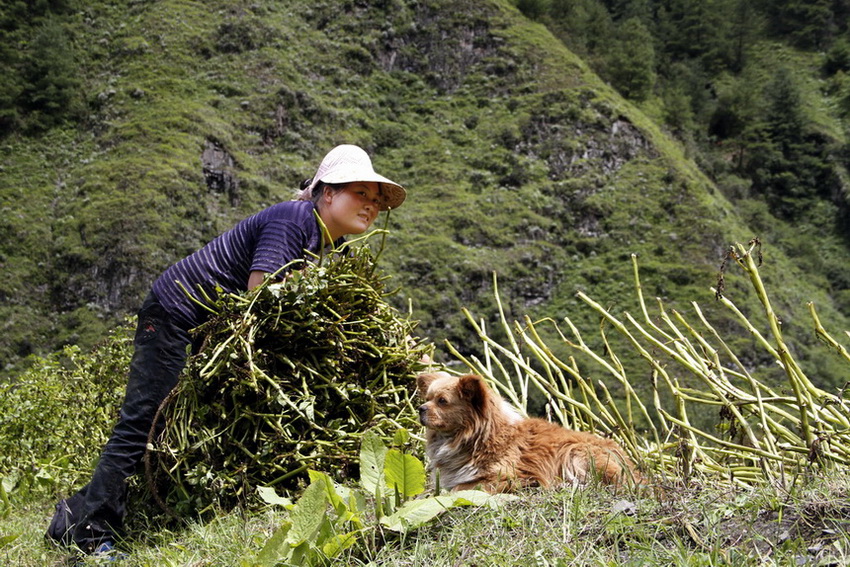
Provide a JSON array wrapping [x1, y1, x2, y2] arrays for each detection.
[[149, 238, 428, 513], [448, 239, 850, 487]]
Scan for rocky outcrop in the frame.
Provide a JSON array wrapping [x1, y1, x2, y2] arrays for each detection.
[[202, 140, 240, 206]]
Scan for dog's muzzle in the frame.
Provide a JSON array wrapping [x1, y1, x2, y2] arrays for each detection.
[[417, 404, 428, 426]]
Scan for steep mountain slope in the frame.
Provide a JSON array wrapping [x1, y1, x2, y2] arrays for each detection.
[[2, 0, 847, 389]]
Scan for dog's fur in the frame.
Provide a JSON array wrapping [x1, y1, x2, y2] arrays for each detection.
[[417, 371, 641, 492]]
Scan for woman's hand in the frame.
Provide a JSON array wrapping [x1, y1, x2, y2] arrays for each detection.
[[248, 270, 268, 290]]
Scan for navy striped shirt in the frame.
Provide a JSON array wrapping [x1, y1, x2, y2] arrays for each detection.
[[152, 200, 333, 330]]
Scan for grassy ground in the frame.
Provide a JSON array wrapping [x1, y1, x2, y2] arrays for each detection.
[[4, 469, 850, 566]]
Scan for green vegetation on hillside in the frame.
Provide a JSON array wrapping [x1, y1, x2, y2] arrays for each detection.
[[516, 0, 850, 317], [1, 0, 849, 402]]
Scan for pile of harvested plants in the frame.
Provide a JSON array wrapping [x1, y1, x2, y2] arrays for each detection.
[[149, 239, 429, 514]]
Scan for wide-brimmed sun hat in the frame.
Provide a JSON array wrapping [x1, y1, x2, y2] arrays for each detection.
[[307, 144, 406, 210]]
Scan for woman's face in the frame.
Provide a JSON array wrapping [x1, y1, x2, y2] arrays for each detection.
[[319, 182, 382, 240]]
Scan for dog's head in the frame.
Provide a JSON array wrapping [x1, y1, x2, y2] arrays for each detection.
[[416, 372, 493, 433]]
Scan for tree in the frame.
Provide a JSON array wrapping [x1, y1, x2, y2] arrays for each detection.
[[765, 0, 836, 49], [19, 16, 81, 131], [824, 32, 850, 76], [546, 0, 614, 56], [744, 68, 836, 217], [603, 17, 656, 101], [0, 27, 23, 132], [514, 0, 548, 20], [600, 0, 652, 21], [654, 0, 740, 73], [727, 0, 762, 72], [0, 0, 77, 134]]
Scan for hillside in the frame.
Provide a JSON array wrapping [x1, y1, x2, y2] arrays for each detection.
[[2, 0, 850, 393]]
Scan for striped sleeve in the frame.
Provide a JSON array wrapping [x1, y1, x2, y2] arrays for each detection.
[[152, 201, 322, 329], [251, 219, 312, 276]]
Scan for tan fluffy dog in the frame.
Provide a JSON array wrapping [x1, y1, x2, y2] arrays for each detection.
[[417, 371, 641, 492]]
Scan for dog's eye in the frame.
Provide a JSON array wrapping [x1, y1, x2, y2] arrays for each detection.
[[437, 397, 448, 406]]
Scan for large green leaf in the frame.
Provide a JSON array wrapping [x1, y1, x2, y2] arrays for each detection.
[[359, 429, 388, 495], [308, 470, 345, 511], [384, 449, 425, 499], [321, 531, 359, 559], [379, 495, 459, 532], [452, 490, 519, 508], [256, 486, 293, 508], [380, 490, 518, 532], [286, 480, 328, 547], [252, 520, 292, 567]]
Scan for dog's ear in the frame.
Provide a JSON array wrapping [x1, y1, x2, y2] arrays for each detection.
[[458, 374, 489, 411], [416, 372, 439, 398]]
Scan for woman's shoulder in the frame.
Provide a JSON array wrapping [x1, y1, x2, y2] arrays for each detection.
[[258, 200, 316, 223]]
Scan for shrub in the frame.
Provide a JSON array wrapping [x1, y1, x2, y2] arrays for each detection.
[[0, 324, 133, 495]]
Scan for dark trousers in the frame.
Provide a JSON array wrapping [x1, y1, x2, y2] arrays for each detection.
[[46, 292, 192, 552]]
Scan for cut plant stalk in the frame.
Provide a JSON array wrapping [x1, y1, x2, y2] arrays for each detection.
[[443, 240, 850, 488]]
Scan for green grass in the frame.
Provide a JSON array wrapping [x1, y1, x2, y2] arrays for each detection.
[[3, 470, 850, 565]]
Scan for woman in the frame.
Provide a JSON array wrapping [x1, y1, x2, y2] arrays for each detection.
[[46, 144, 406, 556]]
